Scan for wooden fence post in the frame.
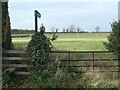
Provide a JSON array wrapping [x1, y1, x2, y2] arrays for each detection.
[[118, 58, 120, 77], [68, 52, 70, 71], [93, 52, 95, 71]]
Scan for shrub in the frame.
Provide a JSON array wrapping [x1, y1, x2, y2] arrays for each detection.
[[96, 80, 112, 88], [2, 73, 16, 86], [27, 24, 52, 73], [104, 20, 120, 58], [26, 61, 83, 88]]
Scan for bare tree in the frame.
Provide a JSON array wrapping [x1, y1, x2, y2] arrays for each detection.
[[69, 25, 76, 32], [66, 28, 69, 32], [56, 27, 59, 32], [76, 26, 81, 32], [95, 26, 100, 33], [63, 28, 65, 32], [51, 26, 56, 32]]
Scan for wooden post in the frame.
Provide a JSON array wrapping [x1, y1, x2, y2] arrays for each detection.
[[118, 58, 120, 76], [118, 57, 120, 89], [68, 52, 70, 71], [34, 10, 41, 32], [35, 16, 37, 32], [0, 1, 1, 89], [92, 52, 95, 71]]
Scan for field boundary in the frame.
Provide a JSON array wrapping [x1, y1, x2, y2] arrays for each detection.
[[2, 50, 119, 75], [51, 50, 118, 72]]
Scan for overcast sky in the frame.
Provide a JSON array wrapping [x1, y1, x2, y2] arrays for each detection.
[[9, 0, 119, 32]]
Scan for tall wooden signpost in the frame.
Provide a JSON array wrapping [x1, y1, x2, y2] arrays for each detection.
[[0, 1, 2, 89], [34, 10, 41, 32]]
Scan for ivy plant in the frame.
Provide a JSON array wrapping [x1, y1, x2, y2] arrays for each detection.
[[27, 24, 52, 73]]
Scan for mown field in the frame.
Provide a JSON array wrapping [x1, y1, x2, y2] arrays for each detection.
[[12, 33, 109, 50]]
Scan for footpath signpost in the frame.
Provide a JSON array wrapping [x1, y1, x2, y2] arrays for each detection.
[[0, 1, 2, 89], [34, 10, 41, 32]]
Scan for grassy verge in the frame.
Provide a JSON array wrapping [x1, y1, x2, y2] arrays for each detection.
[[2, 61, 118, 88]]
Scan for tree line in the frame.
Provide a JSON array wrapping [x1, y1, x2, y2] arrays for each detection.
[[50, 25, 101, 33], [11, 29, 34, 34]]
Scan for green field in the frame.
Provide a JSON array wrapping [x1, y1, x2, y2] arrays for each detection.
[[10, 33, 119, 88], [12, 33, 109, 50]]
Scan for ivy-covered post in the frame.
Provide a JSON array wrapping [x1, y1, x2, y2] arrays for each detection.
[[2, 0, 12, 49], [4, 15, 12, 49], [1, 0, 9, 89]]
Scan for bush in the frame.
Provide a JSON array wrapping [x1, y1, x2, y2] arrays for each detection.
[[27, 24, 52, 73], [104, 20, 120, 58], [2, 73, 16, 86], [26, 61, 84, 88], [96, 80, 112, 88]]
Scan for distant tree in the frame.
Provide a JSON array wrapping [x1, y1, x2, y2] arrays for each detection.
[[51, 26, 56, 32], [76, 26, 81, 33], [95, 26, 100, 33], [11, 29, 34, 34], [69, 25, 76, 32], [63, 28, 65, 32], [104, 21, 120, 58], [56, 28, 59, 32], [66, 28, 69, 32]]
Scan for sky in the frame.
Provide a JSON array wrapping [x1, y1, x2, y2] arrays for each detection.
[[9, 0, 119, 32]]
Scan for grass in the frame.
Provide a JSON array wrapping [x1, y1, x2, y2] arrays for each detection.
[[4, 32, 118, 88], [52, 41, 106, 51], [12, 32, 118, 73], [12, 32, 108, 50], [12, 37, 31, 49], [3, 60, 118, 88]]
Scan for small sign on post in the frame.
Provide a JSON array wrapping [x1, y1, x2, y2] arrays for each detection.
[[35, 10, 41, 18], [34, 10, 41, 32]]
